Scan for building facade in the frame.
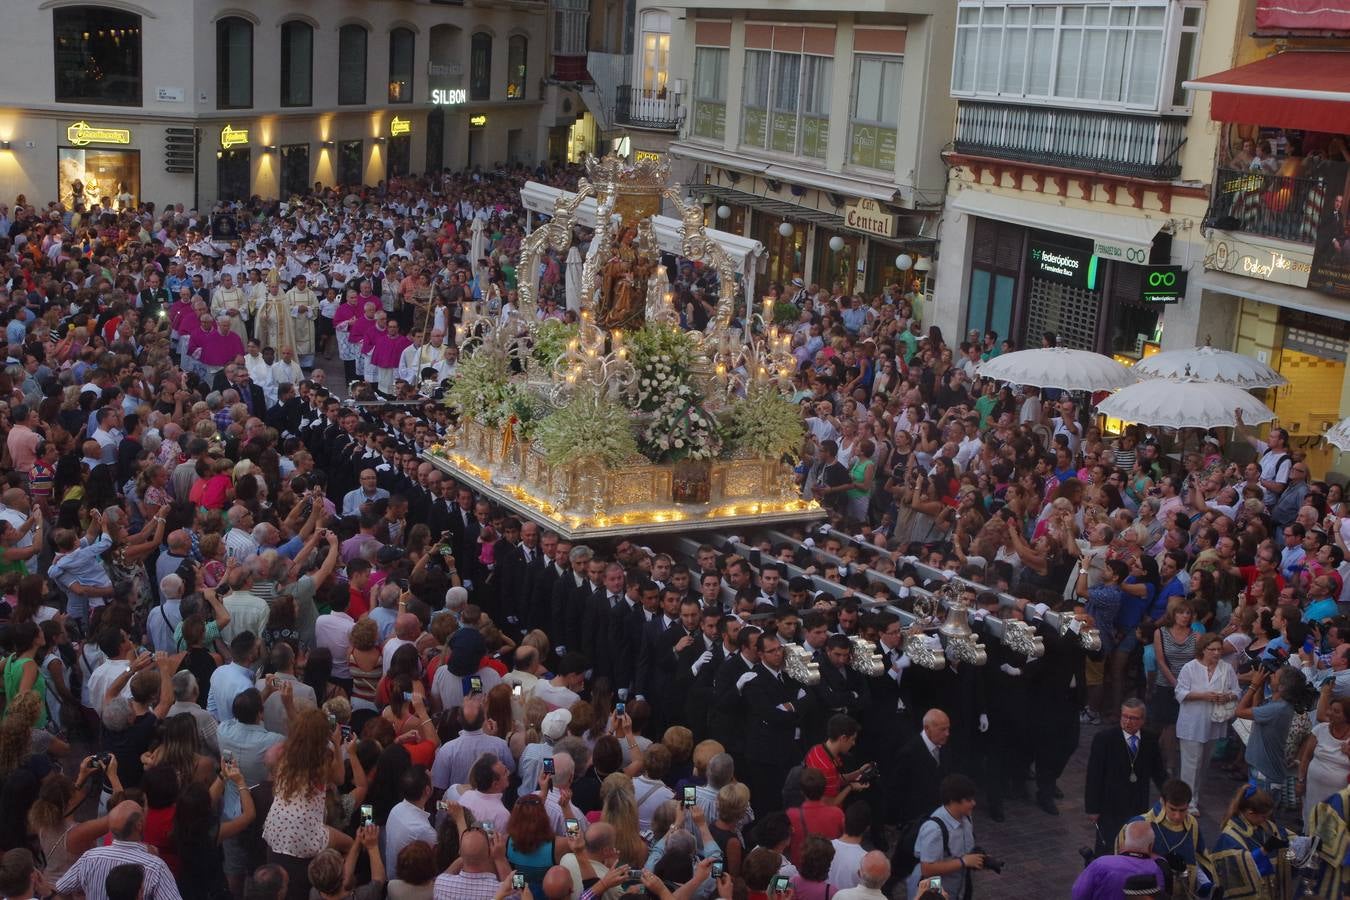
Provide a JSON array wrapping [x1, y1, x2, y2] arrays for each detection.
[[0, 0, 553, 210], [932, 0, 1231, 364], [1183, 0, 1350, 473], [604, 0, 953, 300]]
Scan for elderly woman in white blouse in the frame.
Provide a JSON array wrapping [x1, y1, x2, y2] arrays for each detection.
[[1175, 632, 1240, 814]]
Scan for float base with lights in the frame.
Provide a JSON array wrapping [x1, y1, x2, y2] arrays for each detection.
[[424, 153, 823, 540]]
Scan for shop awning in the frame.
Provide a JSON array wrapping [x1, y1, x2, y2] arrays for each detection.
[[950, 188, 1162, 259], [669, 141, 900, 203], [1197, 269, 1350, 323], [1183, 52, 1350, 132], [1256, 0, 1350, 32], [700, 184, 846, 229]]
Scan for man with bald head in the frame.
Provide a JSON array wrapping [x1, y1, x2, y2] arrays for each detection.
[[540, 866, 575, 900], [894, 708, 951, 824], [833, 851, 890, 900], [431, 827, 510, 900], [1072, 819, 1164, 898], [342, 468, 389, 517], [559, 822, 628, 900], [55, 800, 181, 900], [0, 487, 34, 574], [156, 529, 194, 592], [382, 612, 422, 671]]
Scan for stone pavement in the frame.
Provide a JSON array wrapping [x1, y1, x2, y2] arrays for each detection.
[[960, 722, 1245, 900]]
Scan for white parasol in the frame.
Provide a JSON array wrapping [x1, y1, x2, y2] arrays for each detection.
[[976, 347, 1136, 392], [565, 245, 584, 313], [1325, 418, 1350, 451], [1094, 378, 1277, 429], [1132, 346, 1287, 389]]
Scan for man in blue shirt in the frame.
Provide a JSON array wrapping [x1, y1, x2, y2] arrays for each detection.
[[1236, 666, 1300, 790], [208, 631, 262, 724]]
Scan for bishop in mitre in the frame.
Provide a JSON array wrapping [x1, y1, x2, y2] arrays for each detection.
[[284, 273, 319, 369], [254, 270, 297, 359], [210, 272, 250, 343]]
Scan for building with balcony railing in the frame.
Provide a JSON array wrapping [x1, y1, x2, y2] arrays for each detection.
[[616, 0, 954, 298], [614, 84, 681, 130], [1184, 30, 1350, 470], [933, 0, 1226, 361]]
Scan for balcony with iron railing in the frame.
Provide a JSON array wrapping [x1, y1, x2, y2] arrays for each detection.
[[615, 84, 681, 131], [1204, 167, 1329, 244], [953, 100, 1187, 181]]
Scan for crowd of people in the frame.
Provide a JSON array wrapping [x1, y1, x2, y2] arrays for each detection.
[[0, 154, 1348, 900]]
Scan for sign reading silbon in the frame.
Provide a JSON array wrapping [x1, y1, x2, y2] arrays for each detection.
[[844, 198, 896, 238]]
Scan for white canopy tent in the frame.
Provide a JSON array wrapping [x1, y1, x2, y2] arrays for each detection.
[[520, 181, 765, 306]]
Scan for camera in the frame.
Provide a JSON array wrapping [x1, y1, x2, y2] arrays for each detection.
[[857, 762, 878, 784], [615, 701, 626, 716], [971, 848, 1004, 874]]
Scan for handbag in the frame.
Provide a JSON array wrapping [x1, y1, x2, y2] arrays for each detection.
[[1210, 698, 1237, 723]]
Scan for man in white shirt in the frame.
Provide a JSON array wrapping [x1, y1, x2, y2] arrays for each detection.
[[220, 564, 269, 642], [828, 806, 870, 890], [255, 643, 317, 734], [223, 506, 260, 563], [208, 632, 262, 723], [315, 592, 357, 687], [532, 654, 587, 711], [386, 768, 437, 879], [87, 629, 141, 720], [834, 851, 890, 900], [455, 754, 512, 833], [149, 575, 186, 653]]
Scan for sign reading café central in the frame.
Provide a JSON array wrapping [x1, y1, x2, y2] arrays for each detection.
[[844, 198, 896, 238], [66, 121, 131, 146]]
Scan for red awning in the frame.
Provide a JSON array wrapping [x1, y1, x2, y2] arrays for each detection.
[[1184, 51, 1350, 132], [1257, 0, 1350, 32]]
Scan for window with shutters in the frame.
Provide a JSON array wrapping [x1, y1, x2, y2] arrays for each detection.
[[965, 219, 1024, 345]]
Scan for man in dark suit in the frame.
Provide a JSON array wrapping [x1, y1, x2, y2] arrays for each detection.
[[550, 545, 591, 655], [526, 531, 562, 636], [492, 518, 530, 633], [892, 708, 954, 828], [636, 587, 682, 711], [651, 596, 704, 729], [609, 576, 657, 694], [807, 633, 871, 748], [680, 605, 726, 739], [743, 631, 809, 814], [584, 562, 627, 683], [709, 625, 760, 765], [138, 273, 172, 319], [1084, 699, 1168, 856]]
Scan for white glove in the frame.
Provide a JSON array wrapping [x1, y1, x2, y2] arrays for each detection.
[[899, 555, 919, 565], [736, 672, 757, 693], [893, 652, 913, 671], [803, 538, 816, 549], [926, 635, 943, 650], [940, 570, 956, 581], [726, 536, 742, 546], [970, 608, 989, 621], [978, 714, 989, 733], [999, 663, 1022, 677], [1029, 602, 1050, 620], [796, 688, 807, 700], [819, 524, 832, 534], [691, 650, 713, 677], [1069, 618, 1084, 634]]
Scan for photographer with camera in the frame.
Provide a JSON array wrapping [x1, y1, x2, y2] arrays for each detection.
[[901, 774, 987, 900], [1236, 665, 1307, 800]]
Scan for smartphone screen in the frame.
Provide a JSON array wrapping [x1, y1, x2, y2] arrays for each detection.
[[360, 804, 374, 825], [927, 877, 943, 890], [772, 876, 790, 893], [543, 757, 555, 775], [511, 683, 522, 698], [711, 862, 724, 879], [682, 786, 696, 807], [615, 701, 626, 716], [512, 875, 525, 890], [470, 676, 483, 694], [565, 818, 579, 836]]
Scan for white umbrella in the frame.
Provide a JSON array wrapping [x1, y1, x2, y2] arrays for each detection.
[[1095, 378, 1276, 429], [1132, 346, 1287, 388], [977, 347, 1136, 392], [565, 245, 583, 313], [1325, 418, 1350, 451]]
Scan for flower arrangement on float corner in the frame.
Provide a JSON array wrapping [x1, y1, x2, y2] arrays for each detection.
[[721, 386, 805, 461], [532, 319, 578, 371], [532, 392, 639, 468], [444, 348, 515, 427]]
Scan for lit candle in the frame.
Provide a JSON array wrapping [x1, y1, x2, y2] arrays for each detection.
[[612, 329, 623, 346]]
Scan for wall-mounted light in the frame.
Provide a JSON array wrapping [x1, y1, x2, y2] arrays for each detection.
[[373, 136, 386, 144], [0, 141, 11, 151], [321, 140, 335, 148], [263, 144, 277, 153]]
